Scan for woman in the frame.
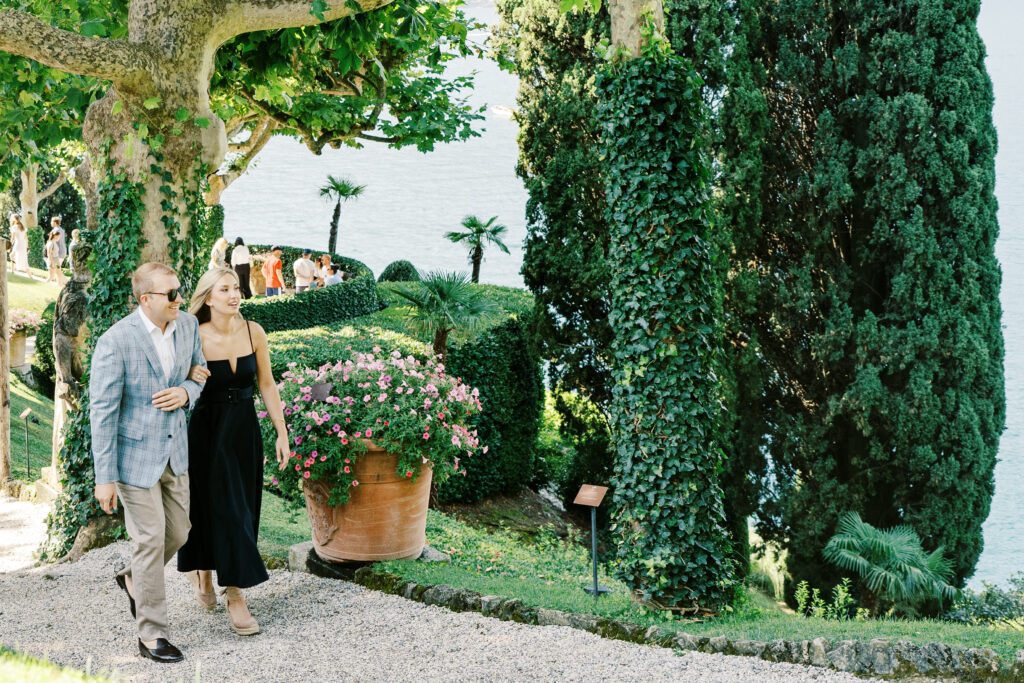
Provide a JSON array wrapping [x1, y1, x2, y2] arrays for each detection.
[[9, 214, 29, 275], [45, 229, 65, 285], [178, 267, 289, 636], [230, 236, 252, 299], [209, 236, 229, 270]]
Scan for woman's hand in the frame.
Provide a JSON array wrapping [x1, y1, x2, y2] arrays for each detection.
[[275, 431, 290, 470], [188, 365, 211, 383]]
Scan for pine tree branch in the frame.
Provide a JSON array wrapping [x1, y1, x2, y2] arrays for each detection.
[[0, 10, 152, 83]]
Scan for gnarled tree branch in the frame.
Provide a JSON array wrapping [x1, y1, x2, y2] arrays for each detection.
[[0, 10, 153, 84], [219, 0, 394, 41], [37, 171, 68, 202]]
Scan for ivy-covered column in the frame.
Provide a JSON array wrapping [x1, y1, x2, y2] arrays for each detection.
[[599, 15, 734, 608]]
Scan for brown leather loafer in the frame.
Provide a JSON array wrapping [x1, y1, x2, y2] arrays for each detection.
[[138, 638, 184, 663]]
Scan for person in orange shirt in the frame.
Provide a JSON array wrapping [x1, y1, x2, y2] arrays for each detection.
[[261, 246, 284, 296]]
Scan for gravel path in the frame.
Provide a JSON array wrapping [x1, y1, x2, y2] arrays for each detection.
[[0, 496, 49, 573], [0, 543, 873, 682]]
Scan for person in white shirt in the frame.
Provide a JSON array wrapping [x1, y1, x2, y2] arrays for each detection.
[[292, 250, 317, 293], [230, 237, 252, 299], [324, 264, 343, 286]]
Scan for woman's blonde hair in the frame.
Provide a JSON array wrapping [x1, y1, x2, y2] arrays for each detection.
[[190, 267, 241, 323]]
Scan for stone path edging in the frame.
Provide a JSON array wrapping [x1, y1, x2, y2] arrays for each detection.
[[348, 565, 1024, 682]]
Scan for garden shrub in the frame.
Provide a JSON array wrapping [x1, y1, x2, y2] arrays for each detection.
[[31, 301, 57, 398], [379, 260, 420, 282], [240, 272, 379, 333], [944, 572, 1024, 628], [266, 284, 543, 503]]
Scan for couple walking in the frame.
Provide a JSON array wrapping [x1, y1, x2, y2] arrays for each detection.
[[90, 263, 290, 663]]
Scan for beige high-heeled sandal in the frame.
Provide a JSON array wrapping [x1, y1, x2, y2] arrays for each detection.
[[223, 587, 260, 636], [188, 570, 217, 610]]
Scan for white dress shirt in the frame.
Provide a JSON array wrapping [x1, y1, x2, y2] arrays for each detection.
[[293, 257, 317, 287], [138, 307, 177, 381], [231, 243, 251, 266]]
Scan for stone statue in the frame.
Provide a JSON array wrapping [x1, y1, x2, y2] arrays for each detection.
[[42, 240, 92, 494]]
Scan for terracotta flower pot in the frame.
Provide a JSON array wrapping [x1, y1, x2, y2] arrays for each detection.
[[303, 441, 432, 562], [9, 330, 27, 367]]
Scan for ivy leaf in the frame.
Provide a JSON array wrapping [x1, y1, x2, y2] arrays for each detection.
[[111, 100, 124, 115], [193, 116, 211, 129], [310, 0, 329, 20], [174, 107, 189, 122]]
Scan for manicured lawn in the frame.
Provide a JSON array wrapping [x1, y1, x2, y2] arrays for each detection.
[[7, 375, 55, 483], [258, 491, 310, 564], [379, 510, 1024, 664], [5, 269, 61, 313], [0, 645, 109, 682]]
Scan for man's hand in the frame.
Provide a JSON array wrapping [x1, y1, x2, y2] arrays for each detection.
[[95, 483, 118, 514], [152, 386, 189, 411], [188, 365, 211, 383]]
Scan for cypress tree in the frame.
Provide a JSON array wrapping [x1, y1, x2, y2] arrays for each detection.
[[729, 0, 1003, 590]]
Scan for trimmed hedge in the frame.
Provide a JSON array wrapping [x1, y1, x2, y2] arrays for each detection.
[[240, 273, 380, 333], [266, 284, 544, 503], [31, 301, 57, 398], [245, 243, 374, 287], [379, 260, 421, 282]]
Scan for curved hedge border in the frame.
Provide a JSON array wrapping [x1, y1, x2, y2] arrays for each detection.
[[239, 244, 379, 333], [266, 284, 543, 503], [240, 273, 379, 333], [350, 568, 1024, 682], [245, 243, 374, 286]]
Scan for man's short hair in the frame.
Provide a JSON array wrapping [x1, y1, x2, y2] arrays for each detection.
[[302, 249, 312, 256], [132, 262, 177, 301], [51, 216, 61, 226]]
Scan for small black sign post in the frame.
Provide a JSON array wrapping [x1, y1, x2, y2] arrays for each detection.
[[574, 484, 611, 597]]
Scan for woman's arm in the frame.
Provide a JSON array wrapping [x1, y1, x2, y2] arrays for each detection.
[[250, 321, 290, 468]]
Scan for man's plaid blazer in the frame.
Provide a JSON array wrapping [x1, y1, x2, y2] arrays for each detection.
[[90, 309, 206, 488]]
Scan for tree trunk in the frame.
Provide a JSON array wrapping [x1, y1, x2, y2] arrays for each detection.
[[328, 201, 341, 254], [471, 247, 482, 283], [609, 0, 665, 57], [432, 328, 450, 358], [0, 238, 11, 488]]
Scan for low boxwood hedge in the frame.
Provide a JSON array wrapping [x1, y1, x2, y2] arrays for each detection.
[[266, 284, 543, 503], [240, 272, 380, 333], [379, 260, 420, 282], [245, 243, 373, 286]]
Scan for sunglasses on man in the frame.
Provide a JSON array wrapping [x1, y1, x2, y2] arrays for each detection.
[[144, 288, 185, 301]]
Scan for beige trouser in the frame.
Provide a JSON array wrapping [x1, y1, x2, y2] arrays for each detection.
[[116, 464, 190, 642]]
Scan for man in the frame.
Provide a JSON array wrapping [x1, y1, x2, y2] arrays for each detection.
[[292, 249, 317, 293], [261, 245, 284, 296], [91, 262, 207, 663], [324, 264, 343, 286]]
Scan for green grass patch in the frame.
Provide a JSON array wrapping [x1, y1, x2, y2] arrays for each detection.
[[0, 645, 110, 682], [379, 510, 1024, 663], [6, 269, 61, 313], [7, 375, 55, 482], [258, 490, 310, 562]]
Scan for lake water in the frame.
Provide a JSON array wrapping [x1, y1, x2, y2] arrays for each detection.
[[222, 0, 1022, 587]]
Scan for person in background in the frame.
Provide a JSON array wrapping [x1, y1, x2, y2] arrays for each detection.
[[208, 237, 229, 270], [9, 214, 30, 276], [45, 229, 65, 286], [292, 249, 317, 293], [67, 228, 82, 264], [51, 216, 67, 266], [261, 245, 284, 296], [230, 236, 252, 299], [314, 253, 331, 288], [324, 264, 343, 286]]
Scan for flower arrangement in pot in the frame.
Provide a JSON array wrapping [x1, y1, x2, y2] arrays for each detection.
[[259, 346, 486, 561], [8, 307, 43, 367]]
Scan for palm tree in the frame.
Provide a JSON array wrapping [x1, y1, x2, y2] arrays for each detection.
[[823, 511, 959, 616], [393, 271, 496, 357], [319, 175, 365, 254], [444, 214, 510, 283]]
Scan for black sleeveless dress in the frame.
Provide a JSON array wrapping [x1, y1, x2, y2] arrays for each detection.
[[178, 322, 269, 588]]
